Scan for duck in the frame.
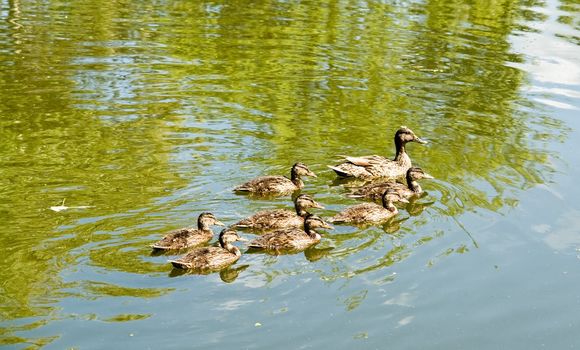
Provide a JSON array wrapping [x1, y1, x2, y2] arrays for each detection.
[[169, 228, 247, 270], [151, 212, 224, 250], [248, 214, 333, 252], [348, 167, 434, 201], [328, 126, 427, 179], [330, 189, 408, 225], [234, 162, 317, 196], [232, 194, 324, 232]]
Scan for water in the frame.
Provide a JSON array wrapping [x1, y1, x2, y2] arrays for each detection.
[[1, 0, 579, 348]]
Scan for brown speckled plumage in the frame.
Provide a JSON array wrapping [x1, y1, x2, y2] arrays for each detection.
[[330, 190, 408, 225], [169, 229, 246, 270], [349, 167, 434, 201], [151, 212, 224, 250], [234, 162, 317, 196], [233, 194, 324, 232], [328, 126, 427, 179], [249, 214, 333, 252]]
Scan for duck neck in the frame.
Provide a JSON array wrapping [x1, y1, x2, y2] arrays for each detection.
[[382, 198, 398, 213], [220, 239, 241, 257], [406, 174, 422, 193], [295, 205, 308, 216], [229, 244, 242, 257], [393, 139, 411, 166], [290, 168, 304, 188], [304, 223, 319, 239], [198, 218, 210, 231]]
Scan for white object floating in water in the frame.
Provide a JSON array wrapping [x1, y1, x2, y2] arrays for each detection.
[[49, 199, 93, 212], [50, 205, 68, 212], [49, 205, 93, 212]]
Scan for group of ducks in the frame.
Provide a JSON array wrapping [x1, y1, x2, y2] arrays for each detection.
[[151, 126, 434, 273]]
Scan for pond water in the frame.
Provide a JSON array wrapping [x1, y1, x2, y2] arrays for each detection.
[[1, 0, 579, 348]]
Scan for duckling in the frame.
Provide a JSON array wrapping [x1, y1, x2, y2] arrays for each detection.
[[233, 194, 324, 232], [328, 126, 427, 179], [151, 212, 224, 250], [248, 214, 333, 252], [330, 189, 408, 225], [234, 162, 317, 196], [348, 167, 434, 201], [169, 228, 247, 270]]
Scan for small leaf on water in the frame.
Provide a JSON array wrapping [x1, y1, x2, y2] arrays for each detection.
[[50, 205, 68, 212], [50, 205, 93, 212]]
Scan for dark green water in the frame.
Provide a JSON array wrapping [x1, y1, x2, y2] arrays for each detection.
[[1, 0, 579, 348]]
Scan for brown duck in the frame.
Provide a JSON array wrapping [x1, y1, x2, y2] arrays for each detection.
[[233, 194, 324, 232], [169, 228, 247, 270], [248, 214, 333, 252], [328, 126, 426, 179], [151, 212, 224, 250], [348, 167, 434, 201], [330, 189, 408, 225], [234, 162, 317, 196]]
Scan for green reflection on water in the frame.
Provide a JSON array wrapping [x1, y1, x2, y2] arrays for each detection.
[[0, 0, 573, 347], [102, 314, 151, 323]]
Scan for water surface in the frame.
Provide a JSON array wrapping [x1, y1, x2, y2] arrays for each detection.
[[1, 0, 580, 348]]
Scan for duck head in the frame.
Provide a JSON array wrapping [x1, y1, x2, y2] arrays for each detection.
[[304, 214, 334, 231], [294, 194, 325, 216], [291, 162, 317, 178], [218, 228, 248, 247], [198, 212, 225, 230], [406, 167, 434, 193], [407, 167, 434, 180], [382, 189, 409, 212], [395, 126, 427, 145]]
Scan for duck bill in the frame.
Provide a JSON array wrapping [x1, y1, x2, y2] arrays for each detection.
[[414, 137, 428, 144], [312, 201, 325, 209], [398, 197, 410, 204], [307, 170, 317, 178], [215, 220, 226, 226], [422, 172, 435, 179], [237, 237, 249, 242]]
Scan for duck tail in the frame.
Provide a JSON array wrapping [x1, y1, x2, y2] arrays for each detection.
[[232, 220, 252, 229], [233, 185, 251, 192], [327, 216, 345, 224], [233, 224, 252, 229], [248, 241, 264, 249], [169, 260, 190, 269], [327, 165, 353, 178]]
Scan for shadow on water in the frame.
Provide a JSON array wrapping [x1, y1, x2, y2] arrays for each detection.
[[168, 264, 250, 283], [303, 246, 335, 262], [244, 245, 334, 263], [405, 199, 436, 217]]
